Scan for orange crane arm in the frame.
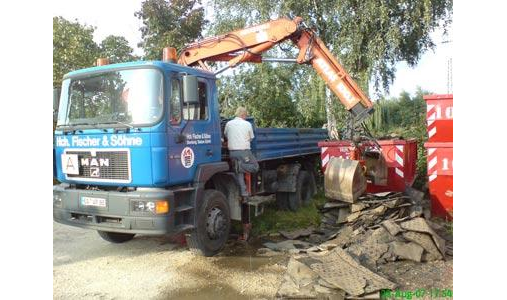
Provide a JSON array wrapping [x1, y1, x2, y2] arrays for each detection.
[[178, 17, 374, 121]]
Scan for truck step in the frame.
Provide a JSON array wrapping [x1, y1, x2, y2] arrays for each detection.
[[175, 224, 194, 232], [247, 195, 275, 217], [173, 187, 196, 193], [174, 205, 194, 213]]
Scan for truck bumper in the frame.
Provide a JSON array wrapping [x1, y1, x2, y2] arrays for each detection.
[[53, 184, 176, 235]]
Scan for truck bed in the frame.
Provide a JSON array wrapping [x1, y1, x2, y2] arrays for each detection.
[[252, 127, 328, 161], [221, 118, 328, 161]]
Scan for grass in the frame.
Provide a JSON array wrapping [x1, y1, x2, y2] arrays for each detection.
[[251, 191, 327, 236], [445, 221, 453, 235]]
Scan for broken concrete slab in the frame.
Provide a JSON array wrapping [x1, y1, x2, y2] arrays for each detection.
[[400, 218, 446, 256], [390, 241, 424, 262], [346, 228, 393, 269], [402, 231, 443, 261], [383, 198, 404, 209], [323, 226, 354, 249], [351, 202, 368, 213], [337, 207, 351, 224], [382, 220, 403, 236], [263, 239, 313, 252], [309, 234, 327, 244], [367, 205, 387, 216], [314, 284, 346, 299], [308, 247, 396, 296], [373, 192, 394, 197], [280, 226, 315, 240], [408, 205, 423, 218], [347, 211, 362, 223], [287, 257, 319, 286]]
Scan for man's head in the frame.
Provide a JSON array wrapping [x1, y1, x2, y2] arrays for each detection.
[[235, 107, 248, 119]]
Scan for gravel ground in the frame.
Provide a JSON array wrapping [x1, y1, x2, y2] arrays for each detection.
[[53, 222, 286, 300], [54, 222, 452, 299]]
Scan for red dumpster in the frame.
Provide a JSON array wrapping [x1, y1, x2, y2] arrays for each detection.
[[424, 94, 453, 142], [424, 142, 453, 220], [318, 139, 417, 193], [367, 139, 417, 193]]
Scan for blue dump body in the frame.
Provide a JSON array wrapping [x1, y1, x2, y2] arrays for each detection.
[[252, 127, 327, 161]]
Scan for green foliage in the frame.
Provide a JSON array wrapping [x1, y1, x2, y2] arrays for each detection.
[[210, 0, 451, 131], [368, 88, 430, 190], [99, 35, 137, 63], [53, 17, 136, 88], [218, 64, 300, 127], [252, 191, 327, 236], [53, 17, 99, 87], [135, 0, 208, 60], [211, 0, 452, 92]]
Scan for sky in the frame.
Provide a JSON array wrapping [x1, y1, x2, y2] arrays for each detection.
[[53, 0, 453, 99]]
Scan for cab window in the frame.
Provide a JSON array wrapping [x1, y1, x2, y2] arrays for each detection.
[[183, 81, 208, 121]]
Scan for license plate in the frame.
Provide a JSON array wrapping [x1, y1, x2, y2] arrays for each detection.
[[81, 196, 106, 207]]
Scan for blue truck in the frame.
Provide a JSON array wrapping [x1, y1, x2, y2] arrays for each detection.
[[53, 60, 328, 256], [53, 18, 376, 256]]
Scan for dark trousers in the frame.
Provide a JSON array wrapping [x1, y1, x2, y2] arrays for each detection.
[[229, 150, 259, 196]]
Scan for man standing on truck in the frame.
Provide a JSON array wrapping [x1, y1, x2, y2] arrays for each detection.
[[224, 107, 259, 197]]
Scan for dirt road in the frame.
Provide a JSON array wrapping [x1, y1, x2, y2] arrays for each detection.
[[53, 222, 286, 299]]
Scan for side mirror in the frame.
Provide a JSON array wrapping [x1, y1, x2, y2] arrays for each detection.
[[182, 75, 199, 104], [53, 87, 61, 122]]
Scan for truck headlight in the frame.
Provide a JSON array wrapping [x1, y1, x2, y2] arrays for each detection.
[[132, 200, 168, 214], [53, 194, 62, 207]]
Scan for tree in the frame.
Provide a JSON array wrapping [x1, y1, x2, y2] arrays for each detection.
[[99, 35, 137, 63], [210, 0, 452, 132], [135, 0, 208, 60], [53, 17, 99, 87], [218, 64, 300, 127]]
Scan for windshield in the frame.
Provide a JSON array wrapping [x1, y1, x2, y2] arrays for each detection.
[[57, 68, 164, 127]]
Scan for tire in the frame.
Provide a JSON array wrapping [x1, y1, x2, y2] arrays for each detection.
[[276, 192, 289, 210], [97, 231, 135, 243], [187, 189, 231, 257], [288, 171, 313, 211]]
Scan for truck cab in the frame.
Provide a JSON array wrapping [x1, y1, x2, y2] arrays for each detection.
[[54, 61, 230, 250]]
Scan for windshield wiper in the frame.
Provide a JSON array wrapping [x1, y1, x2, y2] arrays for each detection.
[[57, 122, 99, 133], [98, 121, 134, 129]]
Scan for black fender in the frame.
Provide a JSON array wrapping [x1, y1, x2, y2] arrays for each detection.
[[191, 162, 231, 224], [194, 162, 230, 185]]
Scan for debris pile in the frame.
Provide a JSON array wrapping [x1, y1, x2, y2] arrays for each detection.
[[259, 191, 451, 299]]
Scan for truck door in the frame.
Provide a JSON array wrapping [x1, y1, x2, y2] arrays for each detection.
[[166, 75, 221, 185]]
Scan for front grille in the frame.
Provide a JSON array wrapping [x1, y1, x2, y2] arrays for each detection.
[[66, 150, 131, 182]]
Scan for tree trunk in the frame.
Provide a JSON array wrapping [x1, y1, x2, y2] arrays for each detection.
[[325, 88, 340, 140]]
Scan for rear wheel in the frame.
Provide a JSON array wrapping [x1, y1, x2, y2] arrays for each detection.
[[97, 231, 135, 243], [288, 171, 313, 211], [187, 189, 231, 257]]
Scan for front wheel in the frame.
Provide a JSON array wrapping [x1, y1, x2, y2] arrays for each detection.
[[97, 231, 135, 243], [186, 189, 231, 257]]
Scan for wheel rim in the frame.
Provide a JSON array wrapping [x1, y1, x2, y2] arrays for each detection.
[[206, 207, 227, 240]]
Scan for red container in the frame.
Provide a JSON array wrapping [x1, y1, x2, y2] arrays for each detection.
[[424, 94, 453, 142], [318, 139, 417, 192], [424, 142, 453, 220]]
